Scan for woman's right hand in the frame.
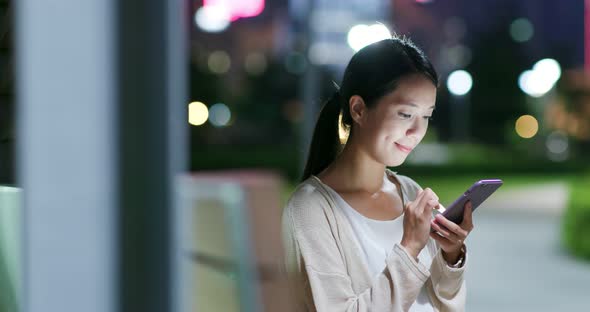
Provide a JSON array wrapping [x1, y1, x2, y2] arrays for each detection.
[[400, 188, 440, 260]]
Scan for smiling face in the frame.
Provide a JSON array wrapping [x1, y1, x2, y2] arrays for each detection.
[[349, 74, 437, 167]]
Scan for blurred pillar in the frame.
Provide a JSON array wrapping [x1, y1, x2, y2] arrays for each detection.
[[117, 0, 188, 311], [16, 0, 119, 311], [16, 0, 187, 312]]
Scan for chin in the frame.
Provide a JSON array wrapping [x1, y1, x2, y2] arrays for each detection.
[[384, 154, 408, 167]]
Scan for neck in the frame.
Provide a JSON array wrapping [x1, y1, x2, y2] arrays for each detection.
[[321, 137, 386, 194]]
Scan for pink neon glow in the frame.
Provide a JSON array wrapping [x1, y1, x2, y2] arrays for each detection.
[[204, 0, 265, 21]]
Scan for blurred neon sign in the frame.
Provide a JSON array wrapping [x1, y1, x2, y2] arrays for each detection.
[[203, 0, 265, 21]]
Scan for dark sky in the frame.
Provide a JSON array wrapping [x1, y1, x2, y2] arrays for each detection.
[[415, 0, 585, 68]]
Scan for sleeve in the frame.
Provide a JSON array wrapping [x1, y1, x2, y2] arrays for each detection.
[[427, 241, 467, 312], [282, 190, 431, 312]]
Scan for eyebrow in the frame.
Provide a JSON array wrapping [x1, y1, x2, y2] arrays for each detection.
[[399, 103, 436, 109]]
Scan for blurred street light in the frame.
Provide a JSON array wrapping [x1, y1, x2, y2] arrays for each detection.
[[546, 131, 569, 161], [447, 70, 473, 96], [195, 0, 265, 33], [208, 51, 231, 74], [510, 18, 534, 43], [534, 58, 561, 82], [209, 103, 231, 127], [195, 5, 231, 33], [347, 23, 392, 52], [204, 0, 265, 21], [515, 115, 539, 138], [189, 101, 209, 126], [518, 58, 561, 97]]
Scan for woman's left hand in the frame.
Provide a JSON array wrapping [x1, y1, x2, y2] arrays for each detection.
[[430, 201, 473, 264]]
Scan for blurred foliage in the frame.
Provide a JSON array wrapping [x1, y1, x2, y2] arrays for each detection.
[[191, 143, 588, 184], [191, 145, 302, 181], [412, 174, 576, 206], [562, 173, 590, 261]]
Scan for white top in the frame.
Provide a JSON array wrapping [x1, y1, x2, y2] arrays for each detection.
[[322, 173, 435, 312], [282, 171, 467, 311]]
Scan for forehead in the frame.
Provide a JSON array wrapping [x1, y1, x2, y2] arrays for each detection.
[[380, 74, 437, 109]]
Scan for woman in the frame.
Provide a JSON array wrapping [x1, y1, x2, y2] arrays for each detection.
[[282, 37, 473, 312]]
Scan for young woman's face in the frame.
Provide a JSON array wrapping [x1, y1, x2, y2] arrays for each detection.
[[353, 74, 437, 167]]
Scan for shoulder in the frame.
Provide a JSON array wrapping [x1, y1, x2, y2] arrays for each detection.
[[283, 177, 335, 232]]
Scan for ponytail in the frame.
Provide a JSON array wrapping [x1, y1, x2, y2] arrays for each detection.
[[301, 92, 342, 182]]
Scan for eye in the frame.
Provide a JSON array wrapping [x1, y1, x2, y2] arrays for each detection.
[[398, 112, 412, 119], [424, 116, 434, 121]]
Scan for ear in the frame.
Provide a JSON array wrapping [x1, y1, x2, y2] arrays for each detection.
[[349, 95, 368, 126]]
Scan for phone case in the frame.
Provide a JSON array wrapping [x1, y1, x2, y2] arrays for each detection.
[[441, 179, 503, 224]]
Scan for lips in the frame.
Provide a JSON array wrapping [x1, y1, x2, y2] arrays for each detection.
[[395, 142, 413, 153]]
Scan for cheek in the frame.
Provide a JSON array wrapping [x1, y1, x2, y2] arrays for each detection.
[[383, 124, 407, 139]]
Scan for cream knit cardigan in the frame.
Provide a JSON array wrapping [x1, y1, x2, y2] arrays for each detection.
[[281, 171, 467, 312]]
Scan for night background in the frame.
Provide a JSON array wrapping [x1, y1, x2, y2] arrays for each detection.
[[1, 0, 590, 311]]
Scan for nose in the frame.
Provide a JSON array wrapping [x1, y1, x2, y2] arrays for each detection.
[[405, 118, 425, 136]]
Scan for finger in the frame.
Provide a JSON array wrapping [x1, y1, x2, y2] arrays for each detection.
[[430, 189, 439, 202], [425, 199, 440, 217], [434, 214, 469, 239], [430, 231, 453, 247], [431, 221, 462, 243], [430, 221, 451, 237], [460, 201, 474, 231], [407, 190, 425, 213], [416, 188, 435, 214]]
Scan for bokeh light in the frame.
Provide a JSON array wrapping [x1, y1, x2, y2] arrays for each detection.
[[509, 18, 534, 42], [188, 101, 209, 126], [515, 115, 539, 138], [347, 23, 392, 52], [533, 58, 561, 82], [447, 70, 473, 96], [208, 51, 231, 74], [194, 5, 231, 33], [204, 0, 265, 21], [546, 129, 568, 149], [546, 131, 569, 162], [209, 103, 231, 127], [518, 59, 561, 97]]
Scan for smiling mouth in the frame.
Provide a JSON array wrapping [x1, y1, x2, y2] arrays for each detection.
[[395, 143, 413, 153]]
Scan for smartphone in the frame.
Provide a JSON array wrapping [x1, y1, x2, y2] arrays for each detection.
[[435, 179, 503, 225]]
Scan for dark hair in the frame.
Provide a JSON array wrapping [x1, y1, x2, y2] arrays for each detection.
[[301, 36, 439, 181]]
